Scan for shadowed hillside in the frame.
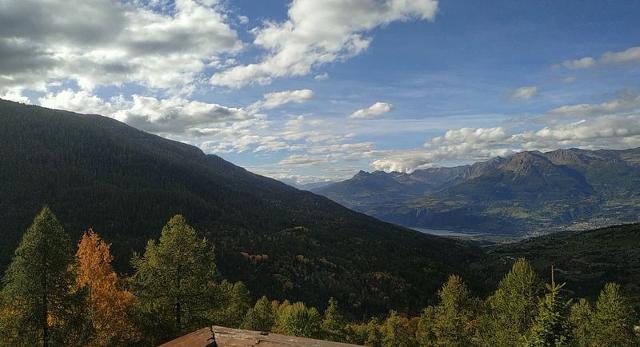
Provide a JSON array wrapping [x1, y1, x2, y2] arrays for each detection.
[[0, 99, 483, 316]]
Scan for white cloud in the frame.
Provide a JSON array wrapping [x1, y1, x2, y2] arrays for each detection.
[[0, 87, 30, 103], [561, 57, 596, 69], [601, 46, 640, 65], [210, 0, 438, 88], [39, 89, 122, 115], [523, 115, 640, 144], [548, 91, 640, 117], [559, 46, 640, 69], [349, 102, 393, 119], [508, 86, 537, 100], [38, 89, 250, 134], [0, 0, 241, 94], [280, 154, 332, 166], [433, 127, 509, 145], [249, 89, 314, 112], [314, 72, 329, 81], [371, 114, 640, 173]]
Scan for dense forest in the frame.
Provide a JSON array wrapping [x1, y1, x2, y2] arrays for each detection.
[[490, 223, 640, 305], [0, 99, 484, 316], [1, 209, 638, 346]]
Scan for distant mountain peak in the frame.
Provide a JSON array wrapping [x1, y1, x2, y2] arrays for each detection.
[[315, 146, 640, 234]]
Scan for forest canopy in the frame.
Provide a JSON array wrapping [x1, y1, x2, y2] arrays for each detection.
[[1, 209, 638, 346]]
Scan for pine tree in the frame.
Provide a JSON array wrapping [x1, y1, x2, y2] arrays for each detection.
[[76, 229, 139, 346], [526, 267, 572, 347], [273, 301, 322, 338], [131, 214, 218, 342], [380, 310, 417, 347], [215, 280, 251, 328], [365, 317, 383, 347], [431, 275, 476, 347], [345, 317, 383, 346], [569, 298, 593, 347], [478, 258, 541, 346], [0, 207, 83, 346], [416, 306, 437, 347], [242, 296, 274, 332], [590, 283, 638, 346], [321, 297, 346, 341]]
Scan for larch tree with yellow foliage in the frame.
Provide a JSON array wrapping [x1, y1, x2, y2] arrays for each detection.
[[76, 229, 139, 346]]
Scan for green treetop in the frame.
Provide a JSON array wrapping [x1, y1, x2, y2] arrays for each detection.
[[526, 267, 573, 347], [478, 258, 541, 346], [0, 207, 83, 346], [131, 214, 217, 342], [589, 283, 638, 346], [321, 297, 347, 342], [242, 295, 275, 332]]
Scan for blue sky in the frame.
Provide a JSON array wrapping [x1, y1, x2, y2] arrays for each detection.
[[1, 0, 640, 184]]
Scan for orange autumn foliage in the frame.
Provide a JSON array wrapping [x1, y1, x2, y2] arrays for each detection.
[[76, 229, 139, 346]]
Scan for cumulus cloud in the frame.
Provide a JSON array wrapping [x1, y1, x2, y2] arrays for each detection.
[[38, 89, 250, 134], [508, 86, 537, 100], [349, 102, 393, 119], [559, 46, 640, 69], [39, 89, 123, 115], [248, 89, 314, 112], [0, 87, 30, 103], [0, 0, 241, 93], [210, 0, 438, 87], [521, 115, 640, 145]]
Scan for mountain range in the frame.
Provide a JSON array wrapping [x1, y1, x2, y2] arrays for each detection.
[[314, 148, 640, 234], [0, 99, 483, 316]]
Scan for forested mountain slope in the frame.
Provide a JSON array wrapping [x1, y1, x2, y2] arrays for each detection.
[[490, 223, 640, 306], [0, 99, 483, 315]]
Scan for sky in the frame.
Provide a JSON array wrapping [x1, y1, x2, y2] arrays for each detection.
[[1, 0, 640, 185]]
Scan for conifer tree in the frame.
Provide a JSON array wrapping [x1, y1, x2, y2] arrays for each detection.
[[321, 297, 347, 341], [0, 207, 83, 346], [478, 258, 541, 346], [242, 296, 274, 331], [589, 283, 638, 346], [76, 229, 139, 346], [431, 275, 476, 347], [273, 301, 322, 338], [345, 317, 383, 346], [569, 298, 593, 347], [380, 310, 417, 347], [416, 306, 437, 347], [131, 214, 217, 342], [214, 280, 251, 328], [526, 267, 572, 347], [365, 317, 383, 347]]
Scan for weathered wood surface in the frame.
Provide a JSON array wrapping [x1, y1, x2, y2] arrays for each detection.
[[159, 326, 363, 347]]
